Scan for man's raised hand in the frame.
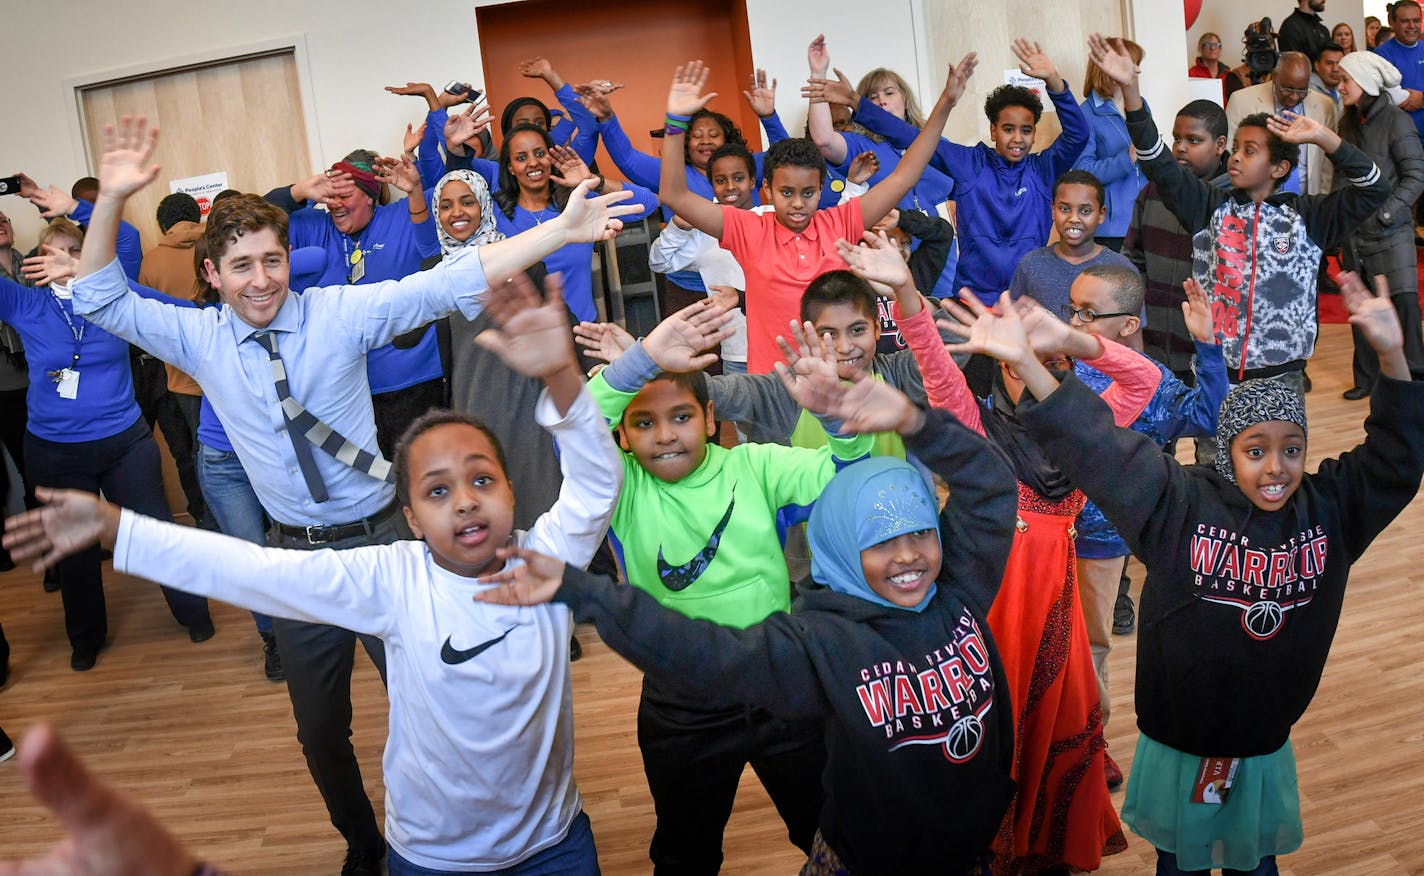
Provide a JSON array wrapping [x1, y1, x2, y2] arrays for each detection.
[[95, 116, 161, 202]]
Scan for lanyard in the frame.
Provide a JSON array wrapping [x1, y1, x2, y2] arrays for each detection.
[[338, 223, 375, 283], [47, 290, 85, 372]]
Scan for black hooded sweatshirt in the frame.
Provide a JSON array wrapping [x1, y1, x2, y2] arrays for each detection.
[[556, 409, 1019, 875], [1019, 374, 1424, 757]]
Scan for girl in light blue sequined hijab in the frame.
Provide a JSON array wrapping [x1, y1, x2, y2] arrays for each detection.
[[808, 457, 942, 612]]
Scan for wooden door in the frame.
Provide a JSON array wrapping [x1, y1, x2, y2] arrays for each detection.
[[79, 50, 312, 251]]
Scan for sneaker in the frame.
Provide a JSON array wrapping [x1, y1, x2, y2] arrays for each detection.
[[260, 632, 285, 682], [341, 842, 386, 876], [0, 726, 14, 764], [1112, 592, 1136, 636], [1104, 750, 1124, 790], [188, 619, 216, 644], [569, 635, 583, 662]]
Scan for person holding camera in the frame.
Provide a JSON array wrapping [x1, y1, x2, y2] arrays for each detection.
[[1225, 19, 1282, 101]]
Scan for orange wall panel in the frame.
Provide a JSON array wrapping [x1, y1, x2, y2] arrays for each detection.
[[476, 0, 759, 183]]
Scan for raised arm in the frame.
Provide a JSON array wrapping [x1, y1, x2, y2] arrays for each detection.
[[478, 549, 828, 720], [1265, 111, 1388, 248], [804, 35, 851, 165], [598, 112, 664, 191], [858, 53, 977, 228], [905, 407, 1016, 611], [74, 117, 158, 283], [835, 232, 983, 431], [3, 490, 398, 637], [1314, 272, 1424, 559], [1088, 33, 1219, 232], [660, 62, 728, 239]]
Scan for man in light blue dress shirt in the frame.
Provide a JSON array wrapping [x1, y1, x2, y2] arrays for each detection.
[[71, 117, 639, 876]]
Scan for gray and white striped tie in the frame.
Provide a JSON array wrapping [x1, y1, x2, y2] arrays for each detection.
[[253, 330, 394, 504]]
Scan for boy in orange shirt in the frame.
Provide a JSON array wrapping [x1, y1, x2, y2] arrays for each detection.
[[658, 58, 975, 373]]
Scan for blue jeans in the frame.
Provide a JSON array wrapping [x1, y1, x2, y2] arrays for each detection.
[[386, 811, 600, 876], [1156, 850, 1278, 876], [194, 442, 272, 633]]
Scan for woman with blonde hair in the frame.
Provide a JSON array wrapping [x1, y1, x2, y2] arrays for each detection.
[[1333, 21, 1358, 52], [804, 34, 958, 295], [1189, 32, 1228, 79]]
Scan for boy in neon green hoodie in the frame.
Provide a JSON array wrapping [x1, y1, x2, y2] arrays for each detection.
[[587, 297, 871, 873]]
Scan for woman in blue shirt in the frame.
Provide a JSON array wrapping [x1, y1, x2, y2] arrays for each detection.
[[0, 219, 210, 670], [1073, 39, 1148, 252], [492, 125, 658, 322]]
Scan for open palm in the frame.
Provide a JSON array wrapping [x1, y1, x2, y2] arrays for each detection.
[[475, 274, 578, 378], [668, 61, 716, 117], [96, 116, 161, 199], [942, 292, 1034, 365], [1086, 33, 1138, 87]]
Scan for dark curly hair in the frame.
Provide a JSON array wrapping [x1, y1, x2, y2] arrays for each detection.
[[703, 143, 756, 186], [494, 124, 570, 219], [685, 109, 746, 166], [762, 138, 827, 186], [984, 85, 1043, 124], [1236, 112, 1300, 181]]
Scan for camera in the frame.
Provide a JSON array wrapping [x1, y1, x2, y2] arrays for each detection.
[[1243, 18, 1279, 78]]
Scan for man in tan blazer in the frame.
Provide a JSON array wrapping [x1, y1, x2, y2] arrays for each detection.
[[1226, 51, 1338, 194]]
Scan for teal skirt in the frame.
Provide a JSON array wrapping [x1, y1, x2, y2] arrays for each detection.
[[1122, 733, 1303, 871]]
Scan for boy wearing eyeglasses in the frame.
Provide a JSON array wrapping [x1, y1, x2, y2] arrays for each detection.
[[1066, 261, 1227, 788], [1008, 170, 1136, 319]]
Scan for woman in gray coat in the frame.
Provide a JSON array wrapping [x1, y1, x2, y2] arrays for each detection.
[[1336, 52, 1424, 398]]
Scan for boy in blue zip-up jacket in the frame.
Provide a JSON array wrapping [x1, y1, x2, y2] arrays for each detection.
[[819, 39, 1089, 306], [1064, 262, 1227, 788]]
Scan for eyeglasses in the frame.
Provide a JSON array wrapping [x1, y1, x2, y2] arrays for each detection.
[[1060, 304, 1134, 323], [1279, 86, 1310, 98], [1202, 41, 1222, 49]]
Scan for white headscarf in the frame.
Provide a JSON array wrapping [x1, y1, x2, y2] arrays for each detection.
[[431, 170, 503, 255]]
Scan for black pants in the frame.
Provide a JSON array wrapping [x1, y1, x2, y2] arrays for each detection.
[[23, 419, 211, 655], [0, 386, 35, 559], [163, 391, 207, 524], [1345, 240, 1424, 390], [372, 377, 445, 460], [638, 684, 824, 875], [1352, 292, 1424, 389], [266, 506, 399, 858]]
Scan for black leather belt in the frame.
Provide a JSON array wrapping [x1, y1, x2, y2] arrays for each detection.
[[270, 502, 397, 545]]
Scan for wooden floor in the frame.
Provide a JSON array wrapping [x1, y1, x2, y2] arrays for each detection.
[[2, 323, 1423, 874]]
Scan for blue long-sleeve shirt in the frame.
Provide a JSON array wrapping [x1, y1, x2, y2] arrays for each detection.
[[1071, 93, 1146, 239], [1072, 340, 1228, 557], [492, 182, 659, 322], [285, 200, 440, 394], [417, 84, 602, 192], [834, 133, 958, 298], [65, 199, 143, 281], [852, 85, 1090, 304], [0, 277, 141, 442]]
